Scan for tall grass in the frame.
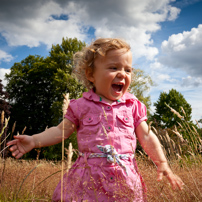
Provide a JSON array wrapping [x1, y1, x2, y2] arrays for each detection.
[[0, 155, 201, 201], [0, 104, 202, 201]]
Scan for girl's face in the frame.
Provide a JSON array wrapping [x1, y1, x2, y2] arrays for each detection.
[[87, 48, 132, 104]]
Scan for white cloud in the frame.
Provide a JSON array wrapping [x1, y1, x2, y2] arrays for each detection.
[[0, 50, 14, 63], [0, 68, 10, 86], [167, 6, 181, 21], [0, 0, 180, 59], [159, 24, 202, 77], [0, 1, 87, 49], [181, 76, 202, 87], [150, 59, 164, 70], [156, 74, 171, 81]]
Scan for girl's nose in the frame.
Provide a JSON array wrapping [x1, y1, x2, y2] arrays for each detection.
[[117, 70, 126, 78]]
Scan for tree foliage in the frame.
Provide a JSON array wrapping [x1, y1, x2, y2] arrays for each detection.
[[130, 69, 154, 117], [5, 38, 86, 160], [0, 80, 11, 117], [151, 89, 192, 128]]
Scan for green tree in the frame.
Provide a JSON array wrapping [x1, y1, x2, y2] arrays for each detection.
[[5, 38, 86, 160], [0, 80, 11, 117], [130, 69, 154, 117], [151, 89, 192, 128]]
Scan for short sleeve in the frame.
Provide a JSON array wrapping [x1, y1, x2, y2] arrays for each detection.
[[64, 99, 79, 128], [133, 100, 147, 128]]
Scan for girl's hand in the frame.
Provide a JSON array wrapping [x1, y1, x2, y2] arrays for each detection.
[[7, 135, 35, 159], [157, 162, 184, 190]]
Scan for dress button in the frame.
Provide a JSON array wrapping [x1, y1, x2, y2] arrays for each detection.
[[123, 116, 129, 123], [108, 175, 115, 183], [105, 106, 112, 111], [106, 125, 113, 131], [87, 116, 93, 123]]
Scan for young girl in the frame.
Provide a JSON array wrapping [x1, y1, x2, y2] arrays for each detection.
[[7, 38, 184, 202]]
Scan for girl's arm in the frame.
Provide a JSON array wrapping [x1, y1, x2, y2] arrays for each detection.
[[135, 121, 184, 190], [7, 118, 76, 159]]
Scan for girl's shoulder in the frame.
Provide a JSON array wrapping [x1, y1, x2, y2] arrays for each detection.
[[122, 92, 137, 101], [122, 92, 145, 106], [68, 91, 100, 115]]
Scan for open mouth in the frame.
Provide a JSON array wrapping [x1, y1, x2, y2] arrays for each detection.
[[112, 83, 124, 92]]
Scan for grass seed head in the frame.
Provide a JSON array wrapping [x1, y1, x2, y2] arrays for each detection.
[[1, 111, 4, 124], [177, 122, 183, 128], [172, 130, 184, 142], [62, 93, 70, 115], [180, 106, 186, 117], [151, 126, 158, 135], [165, 103, 184, 119]]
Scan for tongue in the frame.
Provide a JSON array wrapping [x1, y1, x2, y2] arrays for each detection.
[[112, 84, 122, 92]]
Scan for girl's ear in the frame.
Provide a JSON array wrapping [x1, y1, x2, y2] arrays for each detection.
[[85, 68, 95, 83]]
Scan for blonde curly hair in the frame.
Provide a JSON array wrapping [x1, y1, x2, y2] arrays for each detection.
[[73, 38, 131, 89]]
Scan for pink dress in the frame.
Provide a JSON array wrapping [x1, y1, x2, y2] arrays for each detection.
[[52, 90, 147, 202]]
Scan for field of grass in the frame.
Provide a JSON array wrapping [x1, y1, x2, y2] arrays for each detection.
[[0, 155, 201, 202], [0, 104, 201, 201]]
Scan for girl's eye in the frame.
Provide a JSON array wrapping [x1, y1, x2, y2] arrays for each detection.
[[110, 67, 117, 70], [125, 69, 132, 73]]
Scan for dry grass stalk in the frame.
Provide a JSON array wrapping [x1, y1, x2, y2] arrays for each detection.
[[180, 106, 186, 117], [148, 121, 152, 134], [192, 126, 202, 144], [0, 117, 10, 138], [170, 139, 176, 153], [176, 153, 182, 159], [192, 126, 198, 134], [151, 126, 158, 135], [138, 150, 144, 157], [165, 103, 184, 119], [11, 121, 16, 135], [176, 142, 182, 156], [22, 126, 26, 135], [1, 111, 4, 125], [102, 106, 108, 121], [195, 120, 201, 129], [66, 143, 73, 172], [177, 121, 183, 128], [62, 93, 70, 115], [61, 93, 70, 202], [165, 132, 175, 157], [101, 124, 108, 138], [172, 130, 184, 142]]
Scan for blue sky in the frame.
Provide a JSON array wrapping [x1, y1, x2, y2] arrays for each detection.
[[0, 0, 202, 122]]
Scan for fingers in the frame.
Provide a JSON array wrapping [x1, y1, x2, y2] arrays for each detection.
[[11, 149, 19, 157], [9, 144, 18, 152], [13, 135, 25, 140], [162, 171, 184, 190], [8, 144, 19, 158], [7, 137, 23, 158], [167, 174, 184, 190], [7, 139, 18, 146], [15, 152, 24, 159], [157, 170, 184, 190], [7, 138, 20, 151], [7, 135, 24, 146], [11, 150, 23, 159]]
